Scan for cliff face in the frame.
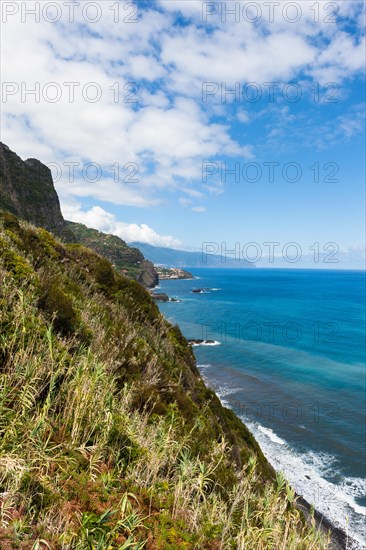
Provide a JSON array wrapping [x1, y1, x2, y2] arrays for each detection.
[[67, 221, 159, 289], [137, 258, 159, 288], [0, 143, 159, 288], [0, 142, 75, 242]]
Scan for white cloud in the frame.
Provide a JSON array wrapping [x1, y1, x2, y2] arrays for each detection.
[[182, 188, 205, 199], [1, 0, 365, 214], [309, 33, 366, 84], [237, 110, 250, 124], [192, 206, 206, 213], [63, 204, 182, 248], [125, 55, 167, 81], [1, 4, 253, 209], [179, 197, 192, 207], [161, 28, 317, 93]]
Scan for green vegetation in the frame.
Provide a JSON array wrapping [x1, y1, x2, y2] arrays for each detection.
[[66, 222, 143, 280], [0, 211, 330, 549], [66, 222, 158, 288]]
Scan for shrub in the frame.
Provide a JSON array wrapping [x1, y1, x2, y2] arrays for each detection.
[[0, 236, 34, 281], [38, 281, 78, 336], [94, 257, 116, 291]]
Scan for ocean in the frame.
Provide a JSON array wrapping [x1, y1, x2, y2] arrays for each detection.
[[156, 268, 366, 547]]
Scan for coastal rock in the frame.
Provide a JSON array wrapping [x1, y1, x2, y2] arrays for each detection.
[[188, 339, 217, 345], [137, 259, 159, 289], [191, 288, 212, 293], [152, 292, 170, 302], [153, 293, 182, 303]]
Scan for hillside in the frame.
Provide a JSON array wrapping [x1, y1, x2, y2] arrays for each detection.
[[130, 242, 254, 269], [0, 211, 329, 549], [67, 221, 158, 288]]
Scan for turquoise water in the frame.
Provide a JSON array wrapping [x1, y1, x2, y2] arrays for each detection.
[[157, 268, 366, 545]]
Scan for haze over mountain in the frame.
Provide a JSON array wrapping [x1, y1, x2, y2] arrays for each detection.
[[130, 241, 254, 269]]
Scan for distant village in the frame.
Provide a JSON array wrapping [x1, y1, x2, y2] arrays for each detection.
[[155, 266, 193, 280]]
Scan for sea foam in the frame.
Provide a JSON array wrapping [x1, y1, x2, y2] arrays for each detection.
[[206, 378, 366, 548]]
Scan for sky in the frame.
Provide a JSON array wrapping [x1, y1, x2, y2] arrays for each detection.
[[1, 0, 365, 268]]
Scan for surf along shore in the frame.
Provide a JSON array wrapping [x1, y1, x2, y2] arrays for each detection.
[[155, 277, 363, 550]]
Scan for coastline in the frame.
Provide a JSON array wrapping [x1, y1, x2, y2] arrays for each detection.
[[156, 272, 365, 549], [296, 495, 360, 550], [207, 375, 365, 550], [145, 276, 361, 548], [209, 374, 364, 550]]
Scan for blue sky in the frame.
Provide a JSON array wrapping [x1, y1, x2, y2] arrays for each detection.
[[1, 0, 365, 267]]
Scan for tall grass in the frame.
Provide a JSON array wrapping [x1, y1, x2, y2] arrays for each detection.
[[0, 215, 331, 549]]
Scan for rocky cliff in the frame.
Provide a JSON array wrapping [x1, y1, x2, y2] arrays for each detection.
[[137, 258, 159, 288], [0, 143, 159, 288], [0, 142, 75, 242]]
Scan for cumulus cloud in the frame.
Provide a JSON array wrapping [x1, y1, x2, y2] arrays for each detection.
[[1, 2, 253, 208], [309, 32, 366, 84], [63, 204, 182, 248], [179, 197, 192, 207], [237, 110, 250, 124], [1, 0, 365, 225]]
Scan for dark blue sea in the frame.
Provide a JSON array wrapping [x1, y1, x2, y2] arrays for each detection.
[[157, 268, 366, 545]]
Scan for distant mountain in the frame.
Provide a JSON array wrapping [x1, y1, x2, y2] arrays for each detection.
[[67, 222, 158, 288], [130, 242, 254, 268], [0, 142, 75, 242]]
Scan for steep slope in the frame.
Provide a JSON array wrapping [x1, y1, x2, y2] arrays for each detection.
[[67, 221, 158, 288], [0, 211, 329, 549], [131, 241, 254, 268], [0, 142, 75, 242]]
